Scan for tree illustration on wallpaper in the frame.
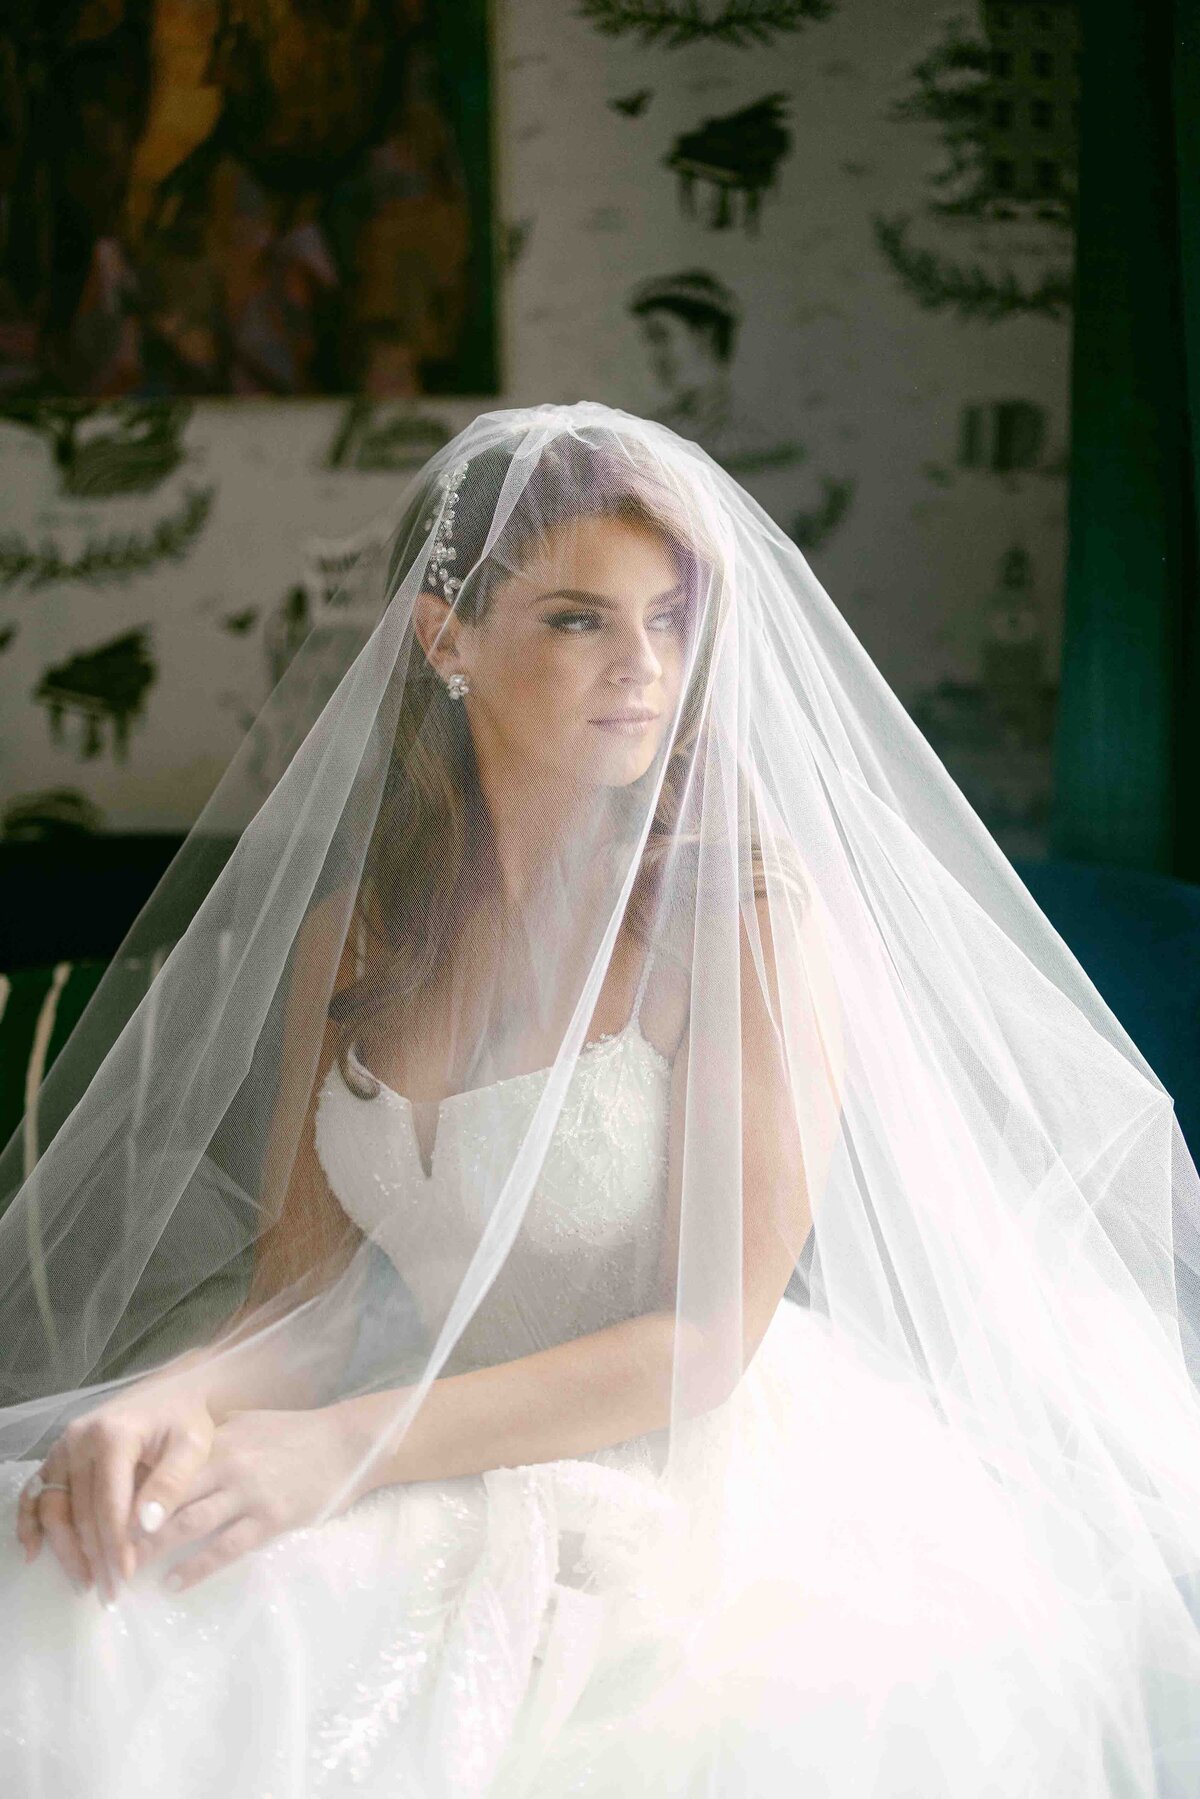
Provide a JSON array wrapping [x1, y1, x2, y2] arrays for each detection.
[[34, 629, 156, 762], [577, 0, 833, 50], [980, 544, 1050, 744], [665, 94, 792, 233], [0, 489, 213, 592], [324, 402, 452, 472], [0, 400, 213, 592], [874, 0, 1078, 322], [910, 545, 1057, 857], [0, 401, 192, 498]]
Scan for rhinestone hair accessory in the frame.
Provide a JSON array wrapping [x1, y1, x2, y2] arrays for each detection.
[[424, 460, 469, 598]]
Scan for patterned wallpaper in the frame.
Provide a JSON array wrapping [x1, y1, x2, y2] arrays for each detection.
[[0, 0, 1077, 857]]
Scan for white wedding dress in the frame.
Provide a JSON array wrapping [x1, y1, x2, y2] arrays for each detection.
[[0, 960, 1123, 1796]]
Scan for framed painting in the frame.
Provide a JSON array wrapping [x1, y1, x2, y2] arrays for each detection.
[[0, 0, 498, 398]]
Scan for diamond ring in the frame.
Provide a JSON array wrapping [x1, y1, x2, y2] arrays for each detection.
[[24, 1473, 70, 1503]]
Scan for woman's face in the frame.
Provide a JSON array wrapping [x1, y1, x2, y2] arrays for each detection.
[[429, 512, 690, 797]]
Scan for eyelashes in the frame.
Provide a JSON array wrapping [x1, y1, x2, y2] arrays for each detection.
[[546, 606, 686, 635]]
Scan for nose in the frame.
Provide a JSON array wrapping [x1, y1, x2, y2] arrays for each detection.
[[609, 621, 663, 687]]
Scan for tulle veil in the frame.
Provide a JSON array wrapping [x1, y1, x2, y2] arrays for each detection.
[[4, 398, 1200, 1790]]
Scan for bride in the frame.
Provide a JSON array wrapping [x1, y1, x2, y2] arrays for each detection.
[[4, 401, 1200, 1796]]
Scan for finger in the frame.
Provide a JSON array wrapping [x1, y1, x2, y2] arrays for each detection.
[[91, 1426, 140, 1588], [38, 1492, 93, 1592], [15, 1447, 71, 1561], [15, 1477, 45, 1562], [132, 1486, 237, 1575], [164, 1514, 264, 1594], [131, 1419, 213, 1543], [66, 1446, 108, 1600]]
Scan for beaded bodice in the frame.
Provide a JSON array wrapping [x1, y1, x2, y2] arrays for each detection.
[[314, 1002, 672, 1378]]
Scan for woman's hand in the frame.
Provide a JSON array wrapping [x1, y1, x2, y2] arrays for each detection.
[[16, 1384, 216, 1604], [129, 1405, 369, 1593]]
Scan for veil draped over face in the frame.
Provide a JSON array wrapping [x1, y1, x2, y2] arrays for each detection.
[[4, 400, 1200, 1790]]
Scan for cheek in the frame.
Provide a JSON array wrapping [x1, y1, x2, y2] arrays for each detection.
[[659, 633, 688, 699], [536, 633, 594, 674], [483, 634, 594, 729]]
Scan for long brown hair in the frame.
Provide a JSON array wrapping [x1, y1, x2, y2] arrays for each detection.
[[242, 430, 807, 1307], [326, 428, 728, 1099]]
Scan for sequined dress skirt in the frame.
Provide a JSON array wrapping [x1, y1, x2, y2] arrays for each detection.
[[0, 1297, 1136, 1797]]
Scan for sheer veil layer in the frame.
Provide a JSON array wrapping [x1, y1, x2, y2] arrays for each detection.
[[3, 400, 1200, 1795]]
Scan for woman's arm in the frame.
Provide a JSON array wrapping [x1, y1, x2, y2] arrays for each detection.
[[18, 892, 368, 1600], [123, 887, 847, 1595], [338, 1309, 678, 1493], [335, 887, 846, 1496]]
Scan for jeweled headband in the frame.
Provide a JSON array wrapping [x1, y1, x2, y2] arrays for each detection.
[[424, 459, 469, 598]]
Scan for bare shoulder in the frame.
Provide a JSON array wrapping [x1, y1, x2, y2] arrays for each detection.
[[645, 838, 823, 1069], [639, 946, 691, 1064]]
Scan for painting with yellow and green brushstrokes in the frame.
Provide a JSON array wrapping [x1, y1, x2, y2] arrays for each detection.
[[0, 0, 498, 398]]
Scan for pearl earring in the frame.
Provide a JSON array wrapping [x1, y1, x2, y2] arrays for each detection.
[[445, 672, 470, 700]]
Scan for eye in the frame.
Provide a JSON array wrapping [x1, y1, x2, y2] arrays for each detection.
[[546, 608, 683, 636], [546, 609, 601, 633], [650, 604, 682, 630]]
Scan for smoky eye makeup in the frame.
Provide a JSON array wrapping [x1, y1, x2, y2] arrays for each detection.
[[545, 605, 688, 637], [537, 587, 688, 634]]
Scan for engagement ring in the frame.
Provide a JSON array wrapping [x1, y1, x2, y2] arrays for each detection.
[[25, 1474, 70, 1502]]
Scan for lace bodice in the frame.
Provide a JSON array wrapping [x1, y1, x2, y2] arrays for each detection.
[[314, 986, 673, 1377]]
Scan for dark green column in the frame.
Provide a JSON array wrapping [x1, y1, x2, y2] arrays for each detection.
[[1172, 0, 1200, 882], [1052, 0, 1199, 878]]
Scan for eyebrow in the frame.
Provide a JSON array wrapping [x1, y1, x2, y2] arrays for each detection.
[[531, 583, 684, 610]]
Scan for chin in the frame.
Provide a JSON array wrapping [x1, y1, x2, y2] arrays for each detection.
[[568, 714, 673, 791], [591, 741, 664, 790]]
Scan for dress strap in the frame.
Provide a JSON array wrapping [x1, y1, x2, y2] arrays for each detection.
[[631, 938, 655, 1028], [353, 909, 368, 982]]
